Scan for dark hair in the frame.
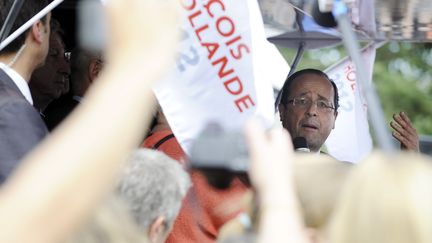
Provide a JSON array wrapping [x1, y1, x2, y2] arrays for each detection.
[[279, 68, 339, 112], [50, 17, 63, 36], [0, 0, 49, 54]]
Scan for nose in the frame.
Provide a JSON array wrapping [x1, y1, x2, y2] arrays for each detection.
[[305, 102, 318, 117], [59, 54, 71, 75]]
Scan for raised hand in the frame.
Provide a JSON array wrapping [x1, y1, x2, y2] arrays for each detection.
[[104, 0, 180, 73], [245, 121, 309, 243], [390, 111, 419, 152], [245, 121, 294, 196]]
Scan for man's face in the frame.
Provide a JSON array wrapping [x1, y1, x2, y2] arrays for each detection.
[[31, 32, 71, 100], [279, 74, 338, 152]]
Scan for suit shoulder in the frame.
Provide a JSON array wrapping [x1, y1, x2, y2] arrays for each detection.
[[0, 95, 44, 129], [0, 83, 27, 108]]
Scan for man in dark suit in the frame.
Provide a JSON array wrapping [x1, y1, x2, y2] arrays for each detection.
[[29, 18, 71, 113], [44, 48, 103, 131], [0, 0, 51, 182]]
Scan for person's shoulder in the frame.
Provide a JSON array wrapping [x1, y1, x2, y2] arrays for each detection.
[[0, 90, 30, 111], [0, 70, 21, 93], [0, 72, 29, 105], [43, 95, 79, 131], [0, 79, 21, 99], [0, 95, 43, 127], [45, 95, 78, 112]]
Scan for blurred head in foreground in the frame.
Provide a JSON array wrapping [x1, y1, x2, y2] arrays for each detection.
[[294, 154, 352, 227], [219, 154, 352, 243], [329, 152, 432, 243]]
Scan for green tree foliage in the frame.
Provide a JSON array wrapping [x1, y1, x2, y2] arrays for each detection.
[[374, 43, 432, 135]]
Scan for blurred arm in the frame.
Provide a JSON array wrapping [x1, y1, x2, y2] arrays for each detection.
[[246, 121, 310, 243], [0, 1, 180, 243]]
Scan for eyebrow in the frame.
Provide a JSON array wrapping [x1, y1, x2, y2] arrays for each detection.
[[317, 94, 331, 102], [296, 92, 331, 102], [49, 49, 60, 54]]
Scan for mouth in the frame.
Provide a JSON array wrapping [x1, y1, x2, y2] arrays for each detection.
[[55, 76, 69, 85], [301, 123, 318, 131], [62, 75, 69, 84], [54, 82, 65, 89]]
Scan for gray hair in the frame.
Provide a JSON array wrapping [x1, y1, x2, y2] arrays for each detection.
[[70, 47, 103, 95], [117, 149, 191, 231]]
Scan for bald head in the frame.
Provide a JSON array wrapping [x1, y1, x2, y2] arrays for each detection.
[[70, 48, 103, 97]]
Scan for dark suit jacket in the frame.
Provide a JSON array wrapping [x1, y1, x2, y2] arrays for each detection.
[[43, 94, 80, 131], [0, 69, 47, 183]]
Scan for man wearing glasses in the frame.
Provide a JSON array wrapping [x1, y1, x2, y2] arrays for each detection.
[[278, 69, 339, 153], [278, 68, 419, 154], [30, 18, 71, 114]]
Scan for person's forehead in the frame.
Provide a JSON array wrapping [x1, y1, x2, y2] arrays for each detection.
[[289, 74, 334, 98], [49, 33, 65, 48]]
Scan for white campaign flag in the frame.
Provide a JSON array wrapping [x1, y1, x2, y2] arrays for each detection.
[[324, 43, 376, 163], [154, 0, 288, 153]]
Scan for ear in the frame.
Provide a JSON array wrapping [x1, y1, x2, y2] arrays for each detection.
[[332, 111, 338, 129], [31, 21, 45, 44], [88, 59, 102, 82], [278, 104, 285, 122], [148, 216, 166, 243]]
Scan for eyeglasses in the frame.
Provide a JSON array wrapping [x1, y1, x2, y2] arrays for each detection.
[[287, 97, 335, 112], [48, 49, 71, 62], [64, 52, 71, 62]]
